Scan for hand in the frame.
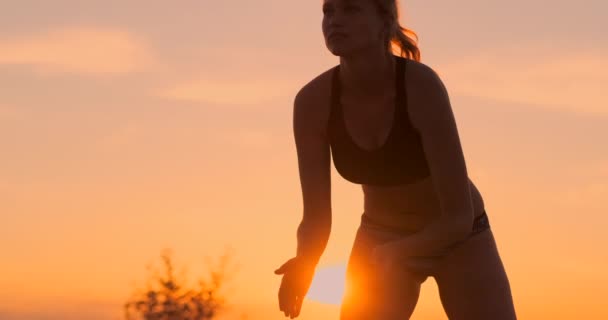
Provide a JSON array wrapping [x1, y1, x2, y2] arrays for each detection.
[[274, 257, 316, 318]]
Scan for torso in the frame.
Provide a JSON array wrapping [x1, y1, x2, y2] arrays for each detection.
[[361, 176, 486, 232], [310, 58, 486, 233]]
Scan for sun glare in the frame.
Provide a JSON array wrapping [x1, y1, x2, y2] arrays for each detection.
[[306, 264, 347, 306]]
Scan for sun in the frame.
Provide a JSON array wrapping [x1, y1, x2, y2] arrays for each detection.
[[305, 263, 347, 305]]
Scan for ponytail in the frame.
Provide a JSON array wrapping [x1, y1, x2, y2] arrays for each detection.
[[391, 25, 421, 61], [375, 0, 421, 62]]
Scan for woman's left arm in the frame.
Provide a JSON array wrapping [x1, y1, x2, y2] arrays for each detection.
[[379, 62, 475, 260]]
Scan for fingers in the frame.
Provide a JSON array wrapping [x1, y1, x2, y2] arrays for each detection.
[[278, 285, 304, 318], [285, 295, 302, 319], [290, 299, 297, 319], [294, 294, 304, 318], [275, 261, 289, 274], [276, 257, 309, 318], [280, 295, 297, 318], [278, 278, 296, 318], [278, 281, 288, 315], [278, 285, 283, 310], [274, 258, 296, 275], [275, 264, 288, 275]]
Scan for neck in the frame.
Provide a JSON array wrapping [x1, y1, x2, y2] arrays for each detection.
[[339, 47, 395, 98]]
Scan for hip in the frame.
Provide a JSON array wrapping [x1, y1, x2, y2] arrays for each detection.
[[354, 210, 492, 277]]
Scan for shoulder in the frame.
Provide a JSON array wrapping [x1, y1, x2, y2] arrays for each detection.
[[403, 59, 452, 132], [405, 59, 444, 89], [295, 65, 336, 109], [293, 65, 337, 134]]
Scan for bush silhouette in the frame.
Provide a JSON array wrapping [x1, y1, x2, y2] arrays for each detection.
[[124, 248, 236, 320]]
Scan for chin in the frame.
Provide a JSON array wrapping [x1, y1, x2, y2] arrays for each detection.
[[326, 40, 372, 58], [326, 43, 354, 57]]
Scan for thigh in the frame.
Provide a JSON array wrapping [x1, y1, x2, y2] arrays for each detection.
[[339, 225, 427, 320], [434, 228, 517, 320]]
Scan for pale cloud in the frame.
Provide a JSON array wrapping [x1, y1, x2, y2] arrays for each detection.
[[157, 76, 298, 106], [437, 44, 608, 115], [0, 27, 156, 75]]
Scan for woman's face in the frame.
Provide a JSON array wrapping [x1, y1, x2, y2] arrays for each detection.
[[322, 0, 386, 56]]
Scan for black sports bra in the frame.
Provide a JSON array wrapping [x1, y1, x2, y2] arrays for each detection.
[[328, 55, 431, 186]]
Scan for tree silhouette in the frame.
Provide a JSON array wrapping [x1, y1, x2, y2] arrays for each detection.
[[124, 248, 237, 320]]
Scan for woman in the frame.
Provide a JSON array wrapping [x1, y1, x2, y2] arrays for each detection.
[[274, 0, 517, 319]]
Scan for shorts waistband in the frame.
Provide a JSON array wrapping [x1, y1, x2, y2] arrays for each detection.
[[361, 209, 490, 235], [471, 209, 490, 235]]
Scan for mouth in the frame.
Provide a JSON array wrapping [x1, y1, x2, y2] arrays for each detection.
[[327, 32, 347, 41]]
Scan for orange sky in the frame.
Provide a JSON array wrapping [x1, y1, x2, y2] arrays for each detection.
[[1, 0, 607, 319]]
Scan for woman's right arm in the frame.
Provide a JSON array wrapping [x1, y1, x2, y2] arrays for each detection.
[[292, 82, 332, 269]]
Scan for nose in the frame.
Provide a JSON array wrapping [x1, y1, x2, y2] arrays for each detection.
[[323, 10, 347, 29], [324, 18, 346, 36]]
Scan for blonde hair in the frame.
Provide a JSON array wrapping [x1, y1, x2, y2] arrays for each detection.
[[374, 0, 421, 61]]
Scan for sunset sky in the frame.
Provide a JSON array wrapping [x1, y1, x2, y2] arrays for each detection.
[[1, 0, 607, 319]]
